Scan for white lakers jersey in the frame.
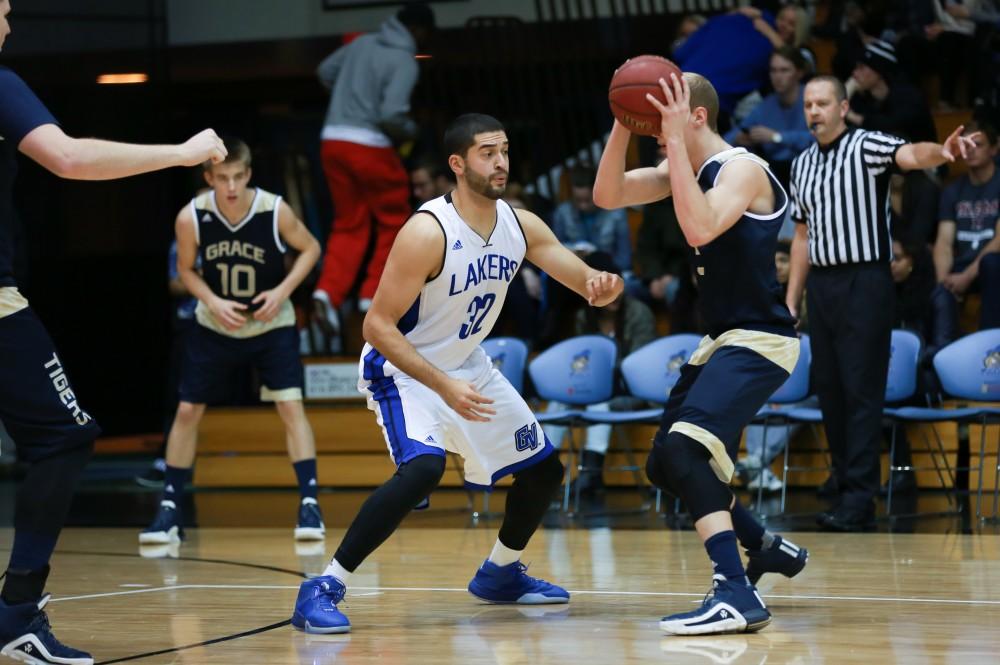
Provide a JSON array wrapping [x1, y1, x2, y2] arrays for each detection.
[[361, 192, 526, 377]]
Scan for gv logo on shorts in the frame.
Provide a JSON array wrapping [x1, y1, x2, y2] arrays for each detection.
[[514, 423, 538, 452]]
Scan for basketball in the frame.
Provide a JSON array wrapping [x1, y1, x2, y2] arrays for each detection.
[[608, 55, 683, 136]]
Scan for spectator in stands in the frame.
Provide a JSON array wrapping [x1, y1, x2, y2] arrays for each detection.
[[541, 252, 656, 497], [725, 46, 814, 188], [943, 1, 1000, 106], [846, 39, 938, 142], [312, 3, 435, 334], [924, 1, 977, 110], [410, 155, 453, 205], [933, 121, 1000, 330], [670, 13, 707, 54], [551, 165, 632, 274], [734, 3, 817, 74], [673, 7, 776, 128], [818, 1, 885, 82], [542, 165, 634, 346]]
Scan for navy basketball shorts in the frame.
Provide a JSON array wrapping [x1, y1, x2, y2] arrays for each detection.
[[658, 331, 800, 482], [0, 307, 101, 462], [178, 323, 303, 404]]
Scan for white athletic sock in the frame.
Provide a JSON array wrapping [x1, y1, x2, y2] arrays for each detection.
[[488, 539, 523, 567], [322, 558, 353, 586]]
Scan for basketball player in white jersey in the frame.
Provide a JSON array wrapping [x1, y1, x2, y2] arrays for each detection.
[[290, 113, 623, 633]]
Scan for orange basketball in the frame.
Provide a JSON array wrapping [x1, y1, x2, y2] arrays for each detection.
[[608, 55, 682, 136]]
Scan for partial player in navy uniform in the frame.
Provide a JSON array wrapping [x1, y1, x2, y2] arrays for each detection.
[[140, 137, 323, 547], [595, 72, 808, 635], [289, 114, 623, 634], [0, 2, 226, 662]]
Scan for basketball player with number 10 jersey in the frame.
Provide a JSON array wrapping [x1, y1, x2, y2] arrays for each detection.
[[140, 137, 325, 549]]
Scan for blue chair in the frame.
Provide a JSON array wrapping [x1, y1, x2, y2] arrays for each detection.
[[482, 337, 529, 394], [529, 335, 617, 510], [887, 329, 1000, 520], [582, 333, 703, 426], [578, 334, 702, 513], [749, 334, 812, 511]]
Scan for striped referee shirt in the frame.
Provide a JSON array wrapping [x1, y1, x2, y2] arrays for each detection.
[[789, 127, 907, 266]]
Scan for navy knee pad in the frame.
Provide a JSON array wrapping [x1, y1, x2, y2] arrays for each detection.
[[648, 431, 733, 521]]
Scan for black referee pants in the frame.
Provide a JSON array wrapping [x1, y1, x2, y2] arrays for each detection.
[[806, 262, 894, 510]]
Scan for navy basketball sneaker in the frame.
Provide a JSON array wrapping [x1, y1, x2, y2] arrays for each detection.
[[294, 498, 325, 541], [139, 500, 183, 545], [659, 575, 771, 635], [467, 560, 569, 604], [291, 576, 350, 634], [745, 535, 808, 586], [0, 594, 93, 665]]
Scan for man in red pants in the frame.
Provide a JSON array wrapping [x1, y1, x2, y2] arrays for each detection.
[[313, 3, 434, 334]]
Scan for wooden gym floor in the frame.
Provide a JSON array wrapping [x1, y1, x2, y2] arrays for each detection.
[[8, 525, 1000, 664]]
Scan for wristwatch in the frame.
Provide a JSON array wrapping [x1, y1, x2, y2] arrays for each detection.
[[772, 132, 783, 144]]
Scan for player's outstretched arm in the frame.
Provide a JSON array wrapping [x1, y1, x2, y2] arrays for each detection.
[[17, 125, 226, 181], [253, 201, 321, 322], [363, 214, 497, 422], [175, 206, 246, 331], [519, 209, 623, 306], [593, 120, 672, 210]]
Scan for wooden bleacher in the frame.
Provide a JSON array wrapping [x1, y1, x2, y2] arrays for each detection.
[[187, 383, 998, 494]]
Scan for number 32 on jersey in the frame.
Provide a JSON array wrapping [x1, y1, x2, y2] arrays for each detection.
[[459, 293, 496, 339]]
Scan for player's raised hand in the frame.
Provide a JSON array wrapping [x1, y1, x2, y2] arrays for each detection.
[[439, 377, 496, 422], [586, 270, 623, 307], [941, 125, 981, 162], [646, 73, 690, 140], [252, 287, 287, 323], [208, 295, 247, 331], [179, 129, 227, 167]]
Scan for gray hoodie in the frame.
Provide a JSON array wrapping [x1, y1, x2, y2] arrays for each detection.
[[317, 16, 419, 145]]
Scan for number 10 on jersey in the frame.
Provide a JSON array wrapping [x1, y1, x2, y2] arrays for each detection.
[[216, 263, 256, 298], [459, 293, 496, 339]]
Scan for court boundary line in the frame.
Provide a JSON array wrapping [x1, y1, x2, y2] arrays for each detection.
[[93, 619, 290, 665], [51, 583, 1000, 607]]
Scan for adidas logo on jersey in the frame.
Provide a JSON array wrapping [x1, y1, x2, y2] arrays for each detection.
[[201, 213, 212, 222], [452, 239, 463, 250]]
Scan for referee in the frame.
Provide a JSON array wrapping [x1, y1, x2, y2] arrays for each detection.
[[786, 75, 977, 531]]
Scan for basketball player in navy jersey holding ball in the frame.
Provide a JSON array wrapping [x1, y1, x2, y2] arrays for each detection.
[[140, 137, 324, 546], [290, 113, 622, 634], [0, 1, 226, 662], [595, 72, 808, 635]]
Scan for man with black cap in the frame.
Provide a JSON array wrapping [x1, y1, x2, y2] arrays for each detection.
[[845, 39, 936, 143], [313, 2, 435, 337]]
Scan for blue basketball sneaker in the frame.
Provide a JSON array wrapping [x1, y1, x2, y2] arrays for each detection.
[[745, 535, 808, 586], [659, 575, 771, 635], [294, 498, 326, 541], [0, 594, 93, 665], [291, 576, 350, 634], [139, 500, 183, 545], [467, 560, 569, 605]]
